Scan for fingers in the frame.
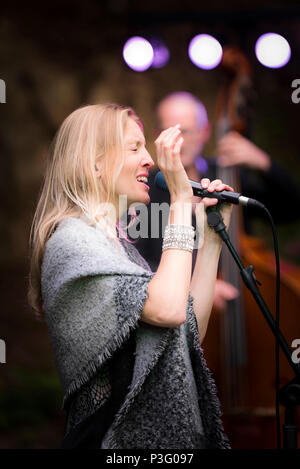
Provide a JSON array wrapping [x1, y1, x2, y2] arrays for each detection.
[[213, 279, 239, 311], [164, 128, 182, 152], [173, 136, 184, 155], [200, 178, 210, 188], [155, 124, 184, 170], [199, 179, 217, 206], [216, 279, 239, 298], [212, 182, 234, 192], [217, 132, 252, 168], [200, 178, 234, 192], [217, 132, 246, 167], [155, 124, 181, 146], [218, 153, 243, 168], [207, 179, 222, 191], [155, 125, 181, 154], [201, 198, 219, 208], [217, 131, 242, 151], [199, 178, 234, 208]]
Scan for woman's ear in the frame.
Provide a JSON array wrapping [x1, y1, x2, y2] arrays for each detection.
[[198, 122, 211, 145]]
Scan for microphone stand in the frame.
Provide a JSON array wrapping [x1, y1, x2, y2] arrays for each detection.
[[206, 204, 300, 449]]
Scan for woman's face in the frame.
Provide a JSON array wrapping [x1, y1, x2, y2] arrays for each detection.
[[114, 117, 155, 209]]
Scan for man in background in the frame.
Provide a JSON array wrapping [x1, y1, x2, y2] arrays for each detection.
[[134, 91, 300, 310]]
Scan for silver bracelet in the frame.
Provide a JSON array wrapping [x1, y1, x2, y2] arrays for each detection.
[[162, 224, 195, 253]]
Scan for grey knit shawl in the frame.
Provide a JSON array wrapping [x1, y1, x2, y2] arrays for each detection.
[[41, 216, 230, 449]]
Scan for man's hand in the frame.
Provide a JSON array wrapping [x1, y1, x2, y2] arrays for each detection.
[[217, 131, 271, 172], [213, 279, 239, 311]]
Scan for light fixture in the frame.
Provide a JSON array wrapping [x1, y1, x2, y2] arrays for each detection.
[[123, 36, 154, 72], [188, 34, 223, 70], [255, 33, 291, 68]]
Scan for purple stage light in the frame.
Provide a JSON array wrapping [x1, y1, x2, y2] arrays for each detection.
[[151, 40, 170, 68], [123, 36, 154, 72], [255, 33, 291, 68], [188, 34, 223, 70]]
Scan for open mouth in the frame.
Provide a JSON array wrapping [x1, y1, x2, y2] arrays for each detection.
[[136, 176, 150, 190]]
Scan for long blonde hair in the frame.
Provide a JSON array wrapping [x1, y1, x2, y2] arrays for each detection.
[[28, 103, 142, 318]]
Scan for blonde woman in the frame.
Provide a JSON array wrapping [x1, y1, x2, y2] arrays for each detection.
[[28, 103, 233, 449]]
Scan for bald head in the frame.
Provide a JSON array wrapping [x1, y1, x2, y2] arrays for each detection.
[[156, 92, 210, 170], [157, 92, 208, 130]]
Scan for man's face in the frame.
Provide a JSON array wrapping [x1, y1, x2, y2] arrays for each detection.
[[157, 99, 208, 169]]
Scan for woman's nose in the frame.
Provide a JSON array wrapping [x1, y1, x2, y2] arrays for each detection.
[[142, 151, 155, 168]]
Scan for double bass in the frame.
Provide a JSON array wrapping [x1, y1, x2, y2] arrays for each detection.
[[202, 47, 300, 448]]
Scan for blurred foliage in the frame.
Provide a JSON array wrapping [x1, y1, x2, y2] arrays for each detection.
[[0, 368, 62, 431], [0, 367, 64, 448]]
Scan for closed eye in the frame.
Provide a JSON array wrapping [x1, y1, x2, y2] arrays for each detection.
[[128, 139, 146, 152]]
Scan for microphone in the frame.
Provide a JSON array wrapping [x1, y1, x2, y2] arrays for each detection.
[[154, 171, 265, 209]]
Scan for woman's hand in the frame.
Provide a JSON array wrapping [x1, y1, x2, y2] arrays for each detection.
[[155, 124, 193, 203], [194, 178, 234, 247]]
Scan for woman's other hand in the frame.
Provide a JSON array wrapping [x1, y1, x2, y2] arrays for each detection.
[[194, 178, 234, 247], [155, 124, 193, 203]]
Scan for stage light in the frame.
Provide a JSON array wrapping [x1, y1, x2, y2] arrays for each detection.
[[123, 36, 154, 72], [255, 33, 291, 68], [188, 34, 223, 70], [151, 39, 170, 68]]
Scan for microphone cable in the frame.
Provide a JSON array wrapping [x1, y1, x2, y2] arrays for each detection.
[[260, 205, 281, 449]]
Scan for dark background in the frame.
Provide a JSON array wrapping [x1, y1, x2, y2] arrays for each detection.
[[0, 0, 299, 448]]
